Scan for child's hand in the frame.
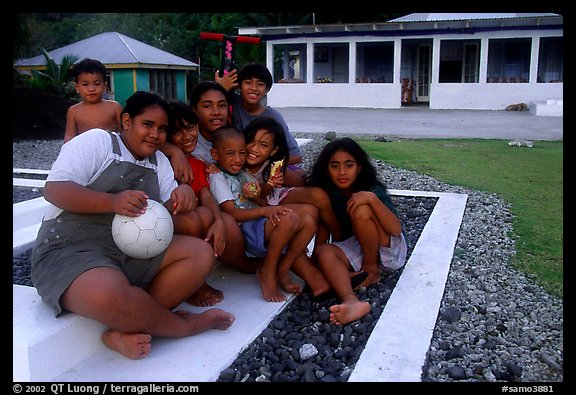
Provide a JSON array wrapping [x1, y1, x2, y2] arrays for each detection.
[[170, 151, 194, 185], [205, 218, 226, 257], [205, 163, 221, 175], [267, 172, 285, 188], [266, 205, 293, 226], [347, 191, 376, 215], [112, 190, 149, 216], [170, 184, 198, 214], [215, 69, 238, 91], [242, 182, 261, 199]]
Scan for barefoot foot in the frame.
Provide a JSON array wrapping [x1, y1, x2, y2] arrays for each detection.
[[329, 300, 371, 326], [256, 267, 286, 302], [102, 329, 151, 359], [186, 282, 224, 307], [174, 308, 235, 332], [278, 273, 302, 295]]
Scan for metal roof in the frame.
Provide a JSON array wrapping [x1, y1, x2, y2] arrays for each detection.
[[15, 32, 198, 69], [239, 13, 562, 38], [389, 13, 560, 22]]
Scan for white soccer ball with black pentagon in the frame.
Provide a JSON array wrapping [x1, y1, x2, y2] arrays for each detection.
[[112, 199, 174, 259]]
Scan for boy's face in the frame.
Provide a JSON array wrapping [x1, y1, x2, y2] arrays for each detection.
[[210, 135, 246, 175], [170, 120, 199, 156], [194, 90, 229, 138], [121, 104, 169, 161], [75, 72, 107, 104], [240, 77, 268, 106]]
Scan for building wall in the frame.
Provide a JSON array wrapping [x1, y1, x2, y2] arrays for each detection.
[[112, 69, 138, 107], [134, 69, 150, 94], [264, 28, 563, 110], [429, 82, 562, 110], [268, 83, 401, 108], [175, 70, 188, 102], [114, 68, 189, 105]]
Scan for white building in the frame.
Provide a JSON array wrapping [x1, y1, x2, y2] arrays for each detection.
[[239, 13, 563, 110]]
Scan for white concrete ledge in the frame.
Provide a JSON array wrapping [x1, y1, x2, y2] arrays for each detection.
[[13, 197, 49, 254], [13, 285, 106, 382], [529, 99, 563, 117], [13, 168, 50, 175], [13, 178, 46, 188], [13, 197, 49, 229], [295, 138, 313, 146], [13, 226, 41, 256]]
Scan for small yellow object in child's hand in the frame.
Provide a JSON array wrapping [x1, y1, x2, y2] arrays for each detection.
[[248, 183, 258, 193], [243, 182, 260, 198], [270, 159, 284, 177]]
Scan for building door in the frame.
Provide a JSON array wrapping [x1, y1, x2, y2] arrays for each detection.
[[416, 44, 431, 102]]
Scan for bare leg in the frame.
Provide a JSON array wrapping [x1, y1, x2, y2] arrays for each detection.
[[219, 212, 261, 273], [173, 208, 224, 306], [291, 254, 330, 297], [284, 167, 306, 187], [258, 211, 300, 302], [61, 235, 235, 359], [282, 187, 341, 241], [313, 223, 330, 255], [350, 204, 389, 287], [172, 206, 214, 239], [276, 204, 318, 295], [314, 243, 371, 325]]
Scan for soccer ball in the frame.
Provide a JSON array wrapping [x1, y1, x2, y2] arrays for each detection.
[[112, 199, 174, 259]]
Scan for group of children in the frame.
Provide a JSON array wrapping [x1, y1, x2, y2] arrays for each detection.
[[30, 58, 407, 360]]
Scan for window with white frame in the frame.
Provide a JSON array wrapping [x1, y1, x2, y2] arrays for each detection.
[[355, 42, 394, 83], [314, 43, 349, 83], [273, 43, 307, 83], [537, 37, 563, 83], [487, 38, 531, 83], [439, 40, 480, 83]]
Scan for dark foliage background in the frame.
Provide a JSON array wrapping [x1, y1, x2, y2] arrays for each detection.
[[12, 12, 405, 140]]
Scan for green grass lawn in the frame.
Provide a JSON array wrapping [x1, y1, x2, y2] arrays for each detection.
[[358, 138, 563, 298]]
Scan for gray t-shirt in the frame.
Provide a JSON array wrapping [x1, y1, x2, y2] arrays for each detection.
[[231, 93, 302, 158], [192, 132, 214, 164]]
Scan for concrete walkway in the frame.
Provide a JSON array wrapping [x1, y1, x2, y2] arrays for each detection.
[[278, 106, 563, 140]]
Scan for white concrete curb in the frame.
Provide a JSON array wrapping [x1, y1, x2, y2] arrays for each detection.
[[349, 190, 468, 382]]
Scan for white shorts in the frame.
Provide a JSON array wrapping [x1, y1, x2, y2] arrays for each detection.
[[332, 232, 407, 273]]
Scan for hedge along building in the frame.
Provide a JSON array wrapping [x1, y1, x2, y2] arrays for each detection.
[[14, 32, 198, 107], [238, 13, 563, 110]]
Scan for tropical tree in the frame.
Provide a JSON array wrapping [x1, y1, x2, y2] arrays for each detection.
[[28, 49, 79, 98]]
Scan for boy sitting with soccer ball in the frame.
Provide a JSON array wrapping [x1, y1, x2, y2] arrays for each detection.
[[30, 91, 234, 360]]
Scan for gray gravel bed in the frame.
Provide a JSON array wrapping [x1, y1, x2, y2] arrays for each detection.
[[12, 136, 563, 382]]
